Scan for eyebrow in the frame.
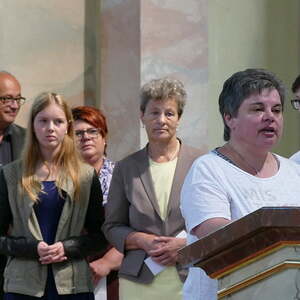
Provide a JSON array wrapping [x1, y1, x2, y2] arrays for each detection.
[[248, 102, 264, 106], [0, 94, 21, 97], [249, 102, 282, 107]]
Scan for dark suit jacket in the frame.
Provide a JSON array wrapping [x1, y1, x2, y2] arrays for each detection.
[[0, 123, 25, 299], [10, 123, 26, 160], [103, 143, 204, 284]]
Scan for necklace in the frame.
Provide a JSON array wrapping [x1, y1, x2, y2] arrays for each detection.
[[148, 140, 180, 162], [227, 144, 260, 175], [168, 140, 180, 161]]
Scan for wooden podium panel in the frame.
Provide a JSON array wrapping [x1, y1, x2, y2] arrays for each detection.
[[178, 207, 300, 299]]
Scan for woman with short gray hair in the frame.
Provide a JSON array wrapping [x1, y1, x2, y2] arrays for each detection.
[[103, 77, 204, 300], [181, 68, 300, 300]]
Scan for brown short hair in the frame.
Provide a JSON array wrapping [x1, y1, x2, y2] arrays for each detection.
[[72, 106, 108, 138]]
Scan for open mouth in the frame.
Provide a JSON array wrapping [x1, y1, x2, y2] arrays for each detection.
[[262, 127, 275, 132], [260, 127, 276, 136]]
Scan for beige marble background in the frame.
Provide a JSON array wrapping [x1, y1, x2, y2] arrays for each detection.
[[101, 0, 208, 160], [1, 0, 299, 161], [0, 0, 100, 128], [140, 0, 208, 150]]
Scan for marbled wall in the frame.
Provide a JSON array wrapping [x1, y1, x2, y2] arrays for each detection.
[[100, 0, 141, 161], [0, 0, 100, 126], [2, 0, 299, 160], [208, 0, 300, 155], [140, 0, 208, 150], [101, 0, 208, 160]]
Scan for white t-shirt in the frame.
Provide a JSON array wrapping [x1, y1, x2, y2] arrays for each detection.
[[180, 151, 300, 300], [290, 150, 300, 164]]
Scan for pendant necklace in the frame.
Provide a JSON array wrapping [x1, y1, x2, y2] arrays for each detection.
[[227, 144, 260, 175]]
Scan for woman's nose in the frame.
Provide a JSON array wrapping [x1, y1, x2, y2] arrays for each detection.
[[47, 121, 55, 131], [157, 113, 166, 123], [263, 109, 275, 121]]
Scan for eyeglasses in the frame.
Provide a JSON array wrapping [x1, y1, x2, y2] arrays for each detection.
[[0, 96, 26, 106], [75, 128, 101, 140], [291, 99, 300, 110]]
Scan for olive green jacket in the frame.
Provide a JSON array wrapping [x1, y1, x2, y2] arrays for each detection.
[[0, 160, 107, 297]]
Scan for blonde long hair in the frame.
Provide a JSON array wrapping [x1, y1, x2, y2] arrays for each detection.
[[21, 92, 81, 202]]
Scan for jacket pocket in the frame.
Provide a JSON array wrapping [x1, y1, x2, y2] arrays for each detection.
[[4, 257, 43, 284], [3, 256, 13, 278]]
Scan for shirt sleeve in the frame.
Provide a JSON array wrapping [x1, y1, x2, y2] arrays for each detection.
[[290, 151, 300, 165], [0, 169, 39, 258], [102, 162, 135, 254], [180, 156, 232, 235]]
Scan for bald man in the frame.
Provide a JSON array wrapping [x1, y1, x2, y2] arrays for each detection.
[[0, 71, 26, 166], [0, 71, 26, 299]]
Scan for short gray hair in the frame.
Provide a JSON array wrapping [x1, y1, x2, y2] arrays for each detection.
[[140, 77, 187, 117], [219, 68, 285, 141]]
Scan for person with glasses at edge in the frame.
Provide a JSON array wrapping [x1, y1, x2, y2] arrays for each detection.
[[0, 71, 26, 167], [290, 75, 300, 163], [72, 106, 123, 300], [0, 71, 26, 300]]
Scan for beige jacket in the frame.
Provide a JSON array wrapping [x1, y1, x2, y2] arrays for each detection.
[[103, 143, 204, 283]]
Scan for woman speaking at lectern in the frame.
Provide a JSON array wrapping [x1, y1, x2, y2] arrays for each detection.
[[181, 69, 300, 300]]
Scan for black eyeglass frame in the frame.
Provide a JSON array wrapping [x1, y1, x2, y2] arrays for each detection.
[[0, 96, 26, 106], [74, 128, 102, 140], [291, 99, 300, 110]]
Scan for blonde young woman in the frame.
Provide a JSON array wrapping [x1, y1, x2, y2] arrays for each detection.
[[0, 93, 107, 300]]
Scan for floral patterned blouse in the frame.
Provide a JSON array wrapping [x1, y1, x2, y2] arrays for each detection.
[[99, 158, 115, 206]]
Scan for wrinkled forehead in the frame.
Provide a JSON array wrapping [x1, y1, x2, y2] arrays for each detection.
[[0, 75, 21, 95], [241, 87, 282, 104]]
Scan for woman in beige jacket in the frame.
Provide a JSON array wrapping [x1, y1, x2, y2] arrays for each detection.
[[103, 78, 204, 300]]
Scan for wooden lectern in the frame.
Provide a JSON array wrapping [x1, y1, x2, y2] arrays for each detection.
[[178, 207, 300, 299]]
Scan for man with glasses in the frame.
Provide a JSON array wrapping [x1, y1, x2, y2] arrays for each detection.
[[0, 71, 26, 167], [0, 71, 26, 299], [290, 75, 300, 163]]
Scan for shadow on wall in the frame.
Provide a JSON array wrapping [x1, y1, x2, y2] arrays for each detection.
[[265, 0, 300, 156], [84, 0, 101, 108]]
